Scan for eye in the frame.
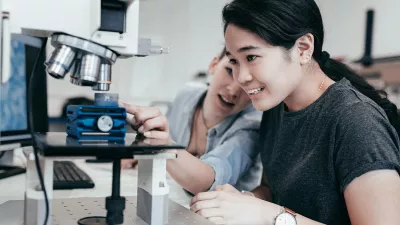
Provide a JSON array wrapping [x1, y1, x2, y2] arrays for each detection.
[[229, 59, 237, 65], [246, 55, 258, 62], [225, 67, 233, 76]]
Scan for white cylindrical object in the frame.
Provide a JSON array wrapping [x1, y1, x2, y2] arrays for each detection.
[[92, 63, 112, 91], [46, 45, 76, 79], [79, 54, 101, 84], [1, 13, 11, 84]]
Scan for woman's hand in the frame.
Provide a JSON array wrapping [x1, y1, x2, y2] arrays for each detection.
[[190, 191, 281, 225], [120, 102, 170, 140]]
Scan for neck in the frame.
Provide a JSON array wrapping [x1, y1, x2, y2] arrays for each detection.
[[201, 94, 225, 129], [284, 63, 334, 112]]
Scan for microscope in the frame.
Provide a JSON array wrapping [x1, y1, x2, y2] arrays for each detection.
[[0, 1, 211, 225]]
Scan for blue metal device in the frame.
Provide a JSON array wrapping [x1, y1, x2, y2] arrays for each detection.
[[66, 93, 127, 141]]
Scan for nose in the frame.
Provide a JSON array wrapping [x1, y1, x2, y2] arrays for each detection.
[[236, 65, 253, 85]]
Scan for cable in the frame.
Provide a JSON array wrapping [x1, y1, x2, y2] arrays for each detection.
[[28, 37, 49, 225]]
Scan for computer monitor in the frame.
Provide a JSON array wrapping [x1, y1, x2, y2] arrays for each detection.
[[0, 34, 48, 165]]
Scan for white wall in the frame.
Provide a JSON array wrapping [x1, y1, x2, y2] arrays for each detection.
[[317, 0, 400, 60]]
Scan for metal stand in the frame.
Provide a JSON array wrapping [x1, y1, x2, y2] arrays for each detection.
[[136, 154, 173, 225]]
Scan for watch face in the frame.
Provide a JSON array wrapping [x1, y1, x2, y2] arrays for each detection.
[[275, 213, 296, 225]]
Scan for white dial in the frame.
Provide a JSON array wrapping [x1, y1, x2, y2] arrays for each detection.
[[275, 212, 297, 225], [97, 115, 113, 132]]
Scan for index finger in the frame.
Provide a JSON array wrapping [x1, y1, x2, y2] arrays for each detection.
[[119, 101, 140, 115], [191, 191, 218, 206]]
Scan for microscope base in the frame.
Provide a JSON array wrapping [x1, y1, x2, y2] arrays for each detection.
[[0, 197, 215, 225]]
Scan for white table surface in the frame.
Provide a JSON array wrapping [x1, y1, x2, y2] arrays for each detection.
[[0, 150, 193, 208]]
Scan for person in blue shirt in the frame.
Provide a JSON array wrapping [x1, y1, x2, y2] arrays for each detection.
[[121, 48, 262, 194]]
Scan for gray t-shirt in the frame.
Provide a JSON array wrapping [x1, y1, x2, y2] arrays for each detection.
[[260, 78, 400, 225]]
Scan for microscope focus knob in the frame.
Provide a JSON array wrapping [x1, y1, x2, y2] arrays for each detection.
[[97, 115, 114, 132]]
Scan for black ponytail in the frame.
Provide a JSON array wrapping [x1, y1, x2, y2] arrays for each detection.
[[222, 0, 400, 134]]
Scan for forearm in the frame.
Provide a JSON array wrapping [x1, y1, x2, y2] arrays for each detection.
[[167, 150, 215, 195]]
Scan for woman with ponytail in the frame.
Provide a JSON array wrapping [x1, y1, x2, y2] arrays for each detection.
[[190, 0, 400, 224]]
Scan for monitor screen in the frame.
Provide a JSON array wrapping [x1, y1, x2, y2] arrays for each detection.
[[0, 34, 48, 145]]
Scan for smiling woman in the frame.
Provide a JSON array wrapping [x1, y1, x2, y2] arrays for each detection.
[[190, 0, 400, 225]]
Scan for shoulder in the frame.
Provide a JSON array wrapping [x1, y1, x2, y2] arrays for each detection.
[[329, 81, 400, 152], [319, 79, 389, 125], [331, 80, 391, 128]]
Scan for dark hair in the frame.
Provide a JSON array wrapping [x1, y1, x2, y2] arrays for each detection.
[[222, 0, 400, 134]]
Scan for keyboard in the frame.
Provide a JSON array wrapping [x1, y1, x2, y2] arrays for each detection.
[[53, 161, 95, 190]]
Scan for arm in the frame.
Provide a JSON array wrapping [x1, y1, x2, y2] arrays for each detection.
[[270, 169, 400, 225], [169, 129, 259, 195], [120, 101, 215, 194], [190, 191, 326, 225], [167, 151, 215, 195], [345, 170, 400, 225]]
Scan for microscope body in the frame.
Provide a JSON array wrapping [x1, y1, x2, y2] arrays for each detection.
[[0, 1, 174, 225], [2, 0, 140, 56], [1, 0, 167, 89]]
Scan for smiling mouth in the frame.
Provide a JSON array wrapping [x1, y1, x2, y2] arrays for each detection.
[[218, 94, 235, 107], [247, 87, 265, 95]]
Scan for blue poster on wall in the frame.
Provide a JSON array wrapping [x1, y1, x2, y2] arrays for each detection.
[[0, 40, 28, 131]]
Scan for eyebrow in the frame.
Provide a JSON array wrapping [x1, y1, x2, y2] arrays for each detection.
[[226, 45, 260, 56]]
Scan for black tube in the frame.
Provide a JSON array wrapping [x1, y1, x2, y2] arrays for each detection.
[[106, 158, 125, 224], [361, 9, 375, 67], [111, 159, 121, 198]]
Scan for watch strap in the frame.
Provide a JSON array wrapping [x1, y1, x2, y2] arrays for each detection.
[[285, 207, 297, 217]]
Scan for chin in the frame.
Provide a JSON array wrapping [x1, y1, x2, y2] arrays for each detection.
[[252, 99, 280, 112]]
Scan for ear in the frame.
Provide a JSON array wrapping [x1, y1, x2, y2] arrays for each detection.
[[208, 57, 220, 76], [295, 33, 315, 65]]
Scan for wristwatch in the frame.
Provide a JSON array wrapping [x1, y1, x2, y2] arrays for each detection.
[[274, 207, 297, 225]]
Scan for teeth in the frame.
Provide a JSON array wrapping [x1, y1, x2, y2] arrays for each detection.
[[248, 87, 264, 95], [221, 96, 233, 104]]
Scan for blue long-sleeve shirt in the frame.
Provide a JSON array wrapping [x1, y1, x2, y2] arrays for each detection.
[[166, 84, 262, 191]]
